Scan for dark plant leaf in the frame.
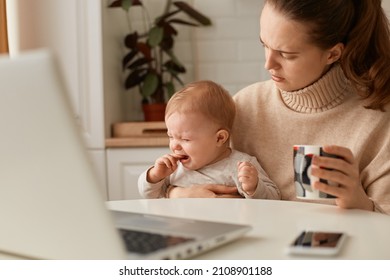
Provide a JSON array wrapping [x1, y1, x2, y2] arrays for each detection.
[[108, 0, 143, 10], [164, 50, 184, 69], [128, 57, 149, 69], [141, 72, 159, 97], [173, 1, 212, 26], [162, 22, 178, 36], [171, 72, 184, 85], [156, 10, 181, 25], [124, 32, 138, 49], [165, 60, 186, 74], [112, 0, 211, 102], [122, 49, 138, 69], [125, 68, 147, 89], [160, 35, 174, 51], [147, 26, 164, 47], [167, 18, 199, 27], [107, 0, 122, 8], [151, 85, 165, 103]]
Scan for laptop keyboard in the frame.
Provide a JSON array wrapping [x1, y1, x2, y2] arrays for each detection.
[[119, 229, 195, 254]]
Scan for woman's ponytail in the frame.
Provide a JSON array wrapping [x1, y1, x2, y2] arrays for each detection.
[[341, 0, 390, 110]]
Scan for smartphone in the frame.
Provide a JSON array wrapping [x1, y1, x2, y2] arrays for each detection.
[[287, 231, 347, 256]]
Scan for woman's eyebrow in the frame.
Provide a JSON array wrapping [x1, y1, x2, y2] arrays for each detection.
[[259, 37, 300, 54]]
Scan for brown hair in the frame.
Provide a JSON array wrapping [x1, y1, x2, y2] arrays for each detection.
[[165, 80, 236, 132], [265, 0, 390, 110]]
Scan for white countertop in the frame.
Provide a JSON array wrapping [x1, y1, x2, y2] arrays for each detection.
[[107, 198, 390, 259]]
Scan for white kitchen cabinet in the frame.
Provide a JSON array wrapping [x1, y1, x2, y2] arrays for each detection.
[[7, 0, 108, 198], [7, 0, 105, 147], [106, 147, 170, 200]]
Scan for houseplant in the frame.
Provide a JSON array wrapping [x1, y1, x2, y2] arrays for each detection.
[[108, 0, 212, 121]]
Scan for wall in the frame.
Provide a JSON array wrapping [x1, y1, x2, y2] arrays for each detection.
[[5, 0, 390, 132], [6, 0, 106, 150], [104, 0, 390, 124], [103, 0, 266, 122], [190, 0, 267, 93], [384, 1, 390, 16]]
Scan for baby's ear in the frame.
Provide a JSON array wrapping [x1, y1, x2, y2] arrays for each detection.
[[216, 129, 229, 146]]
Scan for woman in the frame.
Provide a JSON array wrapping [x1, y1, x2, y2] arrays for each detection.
[[168, 0, 390, 214]]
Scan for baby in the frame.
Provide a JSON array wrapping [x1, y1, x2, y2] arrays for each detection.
[[138, 80, 279, 199]]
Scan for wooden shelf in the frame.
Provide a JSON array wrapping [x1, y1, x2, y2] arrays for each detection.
[[106, 122, 169, 147]]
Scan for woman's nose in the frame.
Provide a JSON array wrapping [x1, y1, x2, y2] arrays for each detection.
[[264, 49, 279, 70]]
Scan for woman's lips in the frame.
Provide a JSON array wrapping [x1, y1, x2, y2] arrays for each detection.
[[271, 74, 284, 82]]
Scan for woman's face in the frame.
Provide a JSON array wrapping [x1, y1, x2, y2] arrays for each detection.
[[260, 3, 339, 91]]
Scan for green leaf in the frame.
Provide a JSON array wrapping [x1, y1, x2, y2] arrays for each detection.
[[121, 0, 132, 11], [147, 26, 164, 47], [141, 72, 159, 97]]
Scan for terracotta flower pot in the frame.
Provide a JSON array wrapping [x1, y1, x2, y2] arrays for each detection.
[[142, 103, 166, 122]]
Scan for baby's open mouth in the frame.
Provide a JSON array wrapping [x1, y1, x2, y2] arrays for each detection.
[[179, 155, 189, 161]]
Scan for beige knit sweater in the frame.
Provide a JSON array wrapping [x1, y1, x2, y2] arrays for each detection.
[[232, 65, 390, 214]]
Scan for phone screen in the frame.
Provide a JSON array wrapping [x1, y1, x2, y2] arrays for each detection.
[[288, 231, 346, 256], [292, 231, 343, 248]]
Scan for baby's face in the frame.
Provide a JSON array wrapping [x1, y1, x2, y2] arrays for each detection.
[[166, 112, 225, 170]]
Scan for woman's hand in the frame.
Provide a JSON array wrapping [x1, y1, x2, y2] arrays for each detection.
[[167, 184, 242, 198], [311, 145, 374, 211]]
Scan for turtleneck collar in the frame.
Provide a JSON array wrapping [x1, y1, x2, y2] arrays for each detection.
[[280, 64, 351, 113]]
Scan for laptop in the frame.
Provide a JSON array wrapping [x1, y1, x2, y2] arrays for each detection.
[[0, 50, 251, 260]]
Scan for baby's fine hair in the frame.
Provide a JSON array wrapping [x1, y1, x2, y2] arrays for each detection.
[[165, 80, 236, 132]]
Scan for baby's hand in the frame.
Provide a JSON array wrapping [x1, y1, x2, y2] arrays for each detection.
[[147, 154, 184, 183], [237, 161, 258, 195]]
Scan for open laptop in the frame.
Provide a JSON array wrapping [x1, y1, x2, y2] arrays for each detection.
[[0, 50, 251, 260]]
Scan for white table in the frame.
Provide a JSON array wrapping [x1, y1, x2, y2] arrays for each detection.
[[107, 198, 390, 259]]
